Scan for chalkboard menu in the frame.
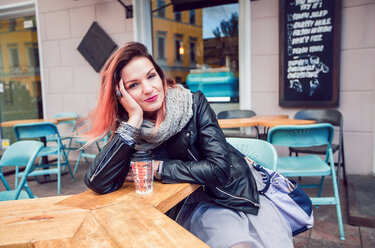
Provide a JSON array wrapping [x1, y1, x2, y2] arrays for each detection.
[[279, 0, 341, 107]]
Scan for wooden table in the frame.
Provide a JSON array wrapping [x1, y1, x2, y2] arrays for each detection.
[[0, 116, 77, 127], [218, 115, 316, 128], [0, 182, 206, 247]]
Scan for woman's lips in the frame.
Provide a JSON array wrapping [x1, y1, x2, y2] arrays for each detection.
[[145, 95, 158, 102]]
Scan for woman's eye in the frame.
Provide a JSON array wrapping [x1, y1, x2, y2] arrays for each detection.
[[148, 74, 155, 79], [128, 82, 138, 89]]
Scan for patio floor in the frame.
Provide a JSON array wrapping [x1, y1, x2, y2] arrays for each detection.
[[1, 159, 375, 248]]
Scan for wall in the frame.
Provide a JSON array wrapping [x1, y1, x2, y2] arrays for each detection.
[[3, 0, 373, 174], [37, 0, 134, 118], [250, 0, 375, 175]]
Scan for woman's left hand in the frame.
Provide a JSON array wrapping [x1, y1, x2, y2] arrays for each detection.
[[125, 168, 134, 182], [154, 161, 160, 179]]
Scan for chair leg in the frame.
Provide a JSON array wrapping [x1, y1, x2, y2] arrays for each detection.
[[341, 143, 347, 186], [57, 153, 61, 195], [74, 151, 83, 175], [330, 151, 345, 240], [317, 176, 325, 197], [15, 166, 19, 187], [24, 181, 35, 198], [0, 172, 11, 190], [61, 146, 74, 180]]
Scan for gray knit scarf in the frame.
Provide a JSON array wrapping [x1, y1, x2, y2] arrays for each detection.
[[135, 85, 193, 151]]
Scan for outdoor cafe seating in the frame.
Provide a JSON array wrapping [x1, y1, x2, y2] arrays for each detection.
[[14, 122, 75, 195]]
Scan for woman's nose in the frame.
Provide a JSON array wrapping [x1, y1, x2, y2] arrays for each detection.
[[142, 81, 153, 93]]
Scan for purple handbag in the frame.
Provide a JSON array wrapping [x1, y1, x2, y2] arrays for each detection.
[[247, 157, 314, 236]]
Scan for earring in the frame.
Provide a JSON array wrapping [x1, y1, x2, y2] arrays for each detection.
[[116, 91, 122, 99]]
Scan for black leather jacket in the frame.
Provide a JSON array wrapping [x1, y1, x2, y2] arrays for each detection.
[[84, 91, 260, 214]]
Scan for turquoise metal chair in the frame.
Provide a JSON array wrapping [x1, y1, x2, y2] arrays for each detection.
[[0, 141, 43, 201], [267, 123, 345, 240], [73, 134, 109, 175], [49, 112, 78, 159], [289, 109, 346, 189], [226, 137, 277, 170], [14, 122, 75, 195]]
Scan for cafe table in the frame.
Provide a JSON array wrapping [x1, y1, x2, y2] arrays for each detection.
[[218, 114, 316, 129], [0, 181, 207, 247], [0, 116, 77, 128]]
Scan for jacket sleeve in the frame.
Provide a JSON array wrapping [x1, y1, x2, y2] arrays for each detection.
[[84, 134, 133, 194], [160, 91, 232, 187]]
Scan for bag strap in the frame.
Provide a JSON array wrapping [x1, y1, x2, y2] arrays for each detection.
[[245, 157, 271, 194]]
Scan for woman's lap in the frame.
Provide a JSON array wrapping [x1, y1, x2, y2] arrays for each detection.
[[178, 192, 293, 248]]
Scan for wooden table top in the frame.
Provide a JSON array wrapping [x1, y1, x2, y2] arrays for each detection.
[[0, 116, 77, 128], [0, 182, 206, 247], [218, 115, 316, 128]]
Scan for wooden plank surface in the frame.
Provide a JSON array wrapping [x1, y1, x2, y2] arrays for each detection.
[[0, 196, 89, 247], [34, 215, 119, 248], [0, 183, 205, 247], [0, 116, 77, 127], [57, 181, 200, 213], [218, 115, 316, 128], [92, 200, 208, 248]]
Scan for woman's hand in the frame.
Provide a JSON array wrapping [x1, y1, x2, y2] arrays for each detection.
[[154, 161, 161, 180], [125, 168, 134, 182], [116, 79, 143, 128]]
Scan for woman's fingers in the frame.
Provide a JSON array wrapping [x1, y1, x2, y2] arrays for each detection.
[[117, 79, 143, 127], [125, 168, 134, 182]]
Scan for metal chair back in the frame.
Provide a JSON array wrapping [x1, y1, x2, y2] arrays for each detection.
[[0, 141, 43, 201], [226, 137, 277, 171], [267, 123, 345, 240]]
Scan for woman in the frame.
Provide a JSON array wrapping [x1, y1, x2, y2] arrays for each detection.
[[83, 42, 293, 248]]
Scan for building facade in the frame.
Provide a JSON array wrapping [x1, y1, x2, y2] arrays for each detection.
[[0, 0, 374, 175]]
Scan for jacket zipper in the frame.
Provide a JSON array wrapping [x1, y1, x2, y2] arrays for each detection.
[[187, 148, 258, 207], [215, 186, 259, 207], [90, 138, 124, 182], [187, 148, 198, 161]]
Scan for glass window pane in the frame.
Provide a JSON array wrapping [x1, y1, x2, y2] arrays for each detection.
[[157, 0, 165, 17], [175, 11, 181, 22], [151, 1, 239, 103], [189, 10, 195, 25]]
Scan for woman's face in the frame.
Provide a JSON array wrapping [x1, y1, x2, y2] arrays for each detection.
[[120, 57, 164, 120]]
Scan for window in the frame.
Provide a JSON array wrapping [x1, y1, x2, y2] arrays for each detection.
[[157, 0, 165, 18], [156, 32, 166, 61], [8, 45, 20, 68], [26, 43, 39, 67], [175, 11, 181, 22], [0, 45, 3, 69], [174, 36, 183, 62], [189, 10, 195, 24], [8, 19, 16, 31], [151, 3, 239, 102], [189, 38, 197, 63]]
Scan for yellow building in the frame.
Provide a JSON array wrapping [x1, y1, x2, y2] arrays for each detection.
[[0, 16, 41, 142], [0, 16, 40, 98], [151, 0, 203, 84]]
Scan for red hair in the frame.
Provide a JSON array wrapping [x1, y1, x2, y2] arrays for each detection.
[[80, 42, 176, 144]]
